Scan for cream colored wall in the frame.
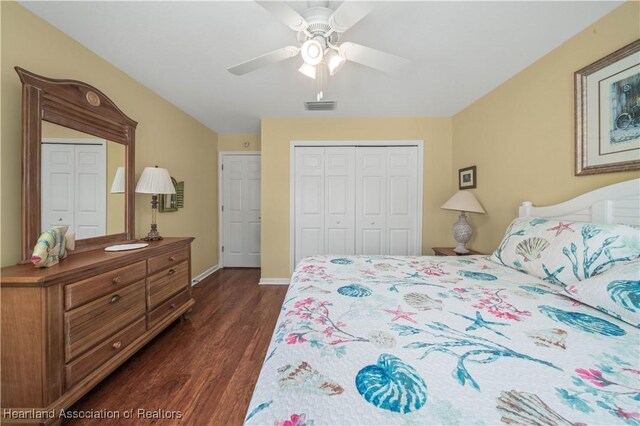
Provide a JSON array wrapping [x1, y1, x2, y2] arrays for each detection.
[[452, 2, 640, 255], [261, 117, 453, 279], [1, 2, 219, 276], [218, 133, 261, 152]]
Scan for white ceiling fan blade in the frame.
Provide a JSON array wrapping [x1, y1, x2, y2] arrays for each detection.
[[256, 1, 308, 32], [228, 46, 300, 76], [339, 42, 412, 75], [328, 2, 376, 33]]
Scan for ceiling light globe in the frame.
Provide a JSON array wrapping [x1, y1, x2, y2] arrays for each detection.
[[298, 62, 316, 79], [326, 50, 346, 76], [301, 39, 324, 66]]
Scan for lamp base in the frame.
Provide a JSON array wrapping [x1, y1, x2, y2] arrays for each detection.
[[452, 211, 472, 254], [142, 223, 163, 241]]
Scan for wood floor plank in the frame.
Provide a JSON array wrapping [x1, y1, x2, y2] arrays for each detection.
[[64, 268, 287, 425]]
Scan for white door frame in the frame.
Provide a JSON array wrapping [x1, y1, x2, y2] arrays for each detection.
[[218, 151, 261, 268], [289, 140, 424, 273]]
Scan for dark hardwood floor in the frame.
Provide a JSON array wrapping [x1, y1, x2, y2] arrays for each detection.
[[65, 268, 287, 425]]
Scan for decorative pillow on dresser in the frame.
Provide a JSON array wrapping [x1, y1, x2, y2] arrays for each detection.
[[490, 217, 640, 286], [564, 260, 640, 327]]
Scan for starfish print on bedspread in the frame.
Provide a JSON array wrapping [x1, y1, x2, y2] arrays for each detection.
[[452, 311, 511, 339], [384, 305, 418, 323], [547, 222, 575, 237]]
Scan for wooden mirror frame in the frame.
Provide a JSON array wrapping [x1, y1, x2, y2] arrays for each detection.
[[16, 67, 137, 262]]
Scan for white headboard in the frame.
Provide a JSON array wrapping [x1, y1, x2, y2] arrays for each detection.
[[519, 179, 640, 226]]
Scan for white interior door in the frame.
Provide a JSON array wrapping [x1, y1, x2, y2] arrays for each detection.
[[41, 142, 106, 238], [324, 147, 356, 256], [222, 154, 261, 267], [294, 147, 325, 266], [355, 147, 387, 255]]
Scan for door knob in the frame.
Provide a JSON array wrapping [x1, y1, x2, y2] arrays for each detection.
[[371, 221, 375, 225], [58, 218, 62, 221]]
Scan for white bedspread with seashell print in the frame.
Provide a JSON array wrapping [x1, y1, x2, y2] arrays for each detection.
[[245, 255, 639, 426]]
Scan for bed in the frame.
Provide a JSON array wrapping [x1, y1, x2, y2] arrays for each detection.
[[246, 180, 640, 426]]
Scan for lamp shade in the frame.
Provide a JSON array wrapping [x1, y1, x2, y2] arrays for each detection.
[[110, 167, 125, 193], [441, 190, 485, 214], [135, 167, 176, 195]]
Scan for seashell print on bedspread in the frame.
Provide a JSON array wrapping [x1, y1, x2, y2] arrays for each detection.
[[245, 255, 639, 425]]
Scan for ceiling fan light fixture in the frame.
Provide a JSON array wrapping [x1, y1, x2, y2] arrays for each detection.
[[301, 38, 324, 66], [298, 62, 317, 79], [326, 50, 346, 76]]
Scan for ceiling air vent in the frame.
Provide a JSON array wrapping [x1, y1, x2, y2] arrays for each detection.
[[304, 101, 337, 111]]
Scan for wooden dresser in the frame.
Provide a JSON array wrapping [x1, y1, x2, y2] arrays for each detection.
[[1, 237, 194, 425]]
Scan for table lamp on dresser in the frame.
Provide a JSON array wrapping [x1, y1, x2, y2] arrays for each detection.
[[441, 190, 486, 254], [136, 166, 176, 241]]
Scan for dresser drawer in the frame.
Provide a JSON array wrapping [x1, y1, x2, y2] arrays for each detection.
[[148, 289, 190, 329], [65, 280, 146, 362], [65, 317, 145, 389], [65, 261, 146, 311], [147, 260, 189, 309], [147, 247, 189, 275]]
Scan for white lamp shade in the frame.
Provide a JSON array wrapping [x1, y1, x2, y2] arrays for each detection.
[[441, 190, 485, 214], [110, 167, 125, 193], [135, 167, 176, 195]]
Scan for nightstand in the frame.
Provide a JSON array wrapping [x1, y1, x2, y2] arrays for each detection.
[[432, 247, 484, 256]]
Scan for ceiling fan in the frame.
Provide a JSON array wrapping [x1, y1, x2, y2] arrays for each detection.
[[227, 1, 412, 79]]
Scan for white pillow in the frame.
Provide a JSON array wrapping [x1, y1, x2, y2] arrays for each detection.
[[564, 260, 640, 327], [490, 217, 640, 286]]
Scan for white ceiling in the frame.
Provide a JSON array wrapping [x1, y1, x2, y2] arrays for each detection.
[[20, 1, 621, 133]]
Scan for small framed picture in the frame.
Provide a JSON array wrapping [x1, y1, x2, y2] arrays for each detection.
[[459, 166, 476, 189]]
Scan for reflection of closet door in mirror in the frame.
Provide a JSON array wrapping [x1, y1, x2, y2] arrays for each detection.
[[41, 139, 106, 239]]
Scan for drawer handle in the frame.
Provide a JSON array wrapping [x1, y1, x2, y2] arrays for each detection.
[[112, 341, 122, 349], [170, 303, 177, 309], [168, 269, 176, 276], [110, 294, 121, 304], [169, 255, 176, 261], [112, 276, 122, 284]]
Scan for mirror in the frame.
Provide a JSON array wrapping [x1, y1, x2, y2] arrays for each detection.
[[16, 67, 137, 262], [41, 122, 126, 238]]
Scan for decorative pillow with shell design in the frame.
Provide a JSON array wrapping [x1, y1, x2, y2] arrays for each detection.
[[564, 260, 640, 327], [489, 217, 640, 286]]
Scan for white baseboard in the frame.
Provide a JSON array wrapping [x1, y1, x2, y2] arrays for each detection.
[[259, 277, 290, 285], [191, 264, 220, 286]]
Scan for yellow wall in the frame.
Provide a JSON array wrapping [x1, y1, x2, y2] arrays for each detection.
[[261, 117, 453, 279], [218, 133, 261, 152], [452, 1, 640, 255], [1, 2, 219, 276]]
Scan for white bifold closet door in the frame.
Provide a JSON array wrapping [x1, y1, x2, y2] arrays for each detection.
[[294, 146, 418, 266], [295, 147, 356, 263], [41, 142, 106, 239]]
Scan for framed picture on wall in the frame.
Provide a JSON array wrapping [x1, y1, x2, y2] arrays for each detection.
[[458, 166, 476, 189], [575, 39, 640, 175]]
